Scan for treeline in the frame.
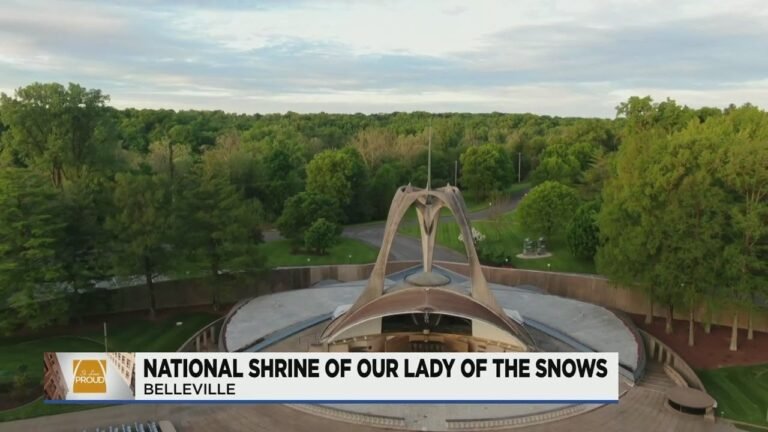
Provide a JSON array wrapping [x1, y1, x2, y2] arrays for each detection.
[[594, 97, 767, 349], [0, 83, 764, 339], [512, 97, 766, 349]]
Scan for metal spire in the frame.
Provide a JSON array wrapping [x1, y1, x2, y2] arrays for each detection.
[[427, 118, 432, 191]]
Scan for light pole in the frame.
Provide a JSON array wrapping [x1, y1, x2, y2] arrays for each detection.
[[546, 263, 552, 291], [103, 322, 108, 353], [518, 152, 522, 183], [454, 160, 458, 186]]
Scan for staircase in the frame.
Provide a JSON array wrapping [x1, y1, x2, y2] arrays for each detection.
[[641, 361, 676, 393]]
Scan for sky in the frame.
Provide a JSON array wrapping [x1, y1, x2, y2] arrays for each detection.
[[1, 0, 767, 117]]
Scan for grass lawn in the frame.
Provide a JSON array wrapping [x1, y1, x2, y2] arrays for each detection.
[[399, 210, 596, 274], [698, 364, 768, 427], [261, 238, 379, 267], [0, 311, 220, 422]]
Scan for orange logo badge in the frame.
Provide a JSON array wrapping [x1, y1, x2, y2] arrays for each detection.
[[73, 359, 107, 393]]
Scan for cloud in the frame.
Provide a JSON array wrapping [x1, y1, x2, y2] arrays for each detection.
[[0, 0, 766, 116]]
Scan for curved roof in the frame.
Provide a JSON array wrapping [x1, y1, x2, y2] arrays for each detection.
[[321, 286, 534, 346]]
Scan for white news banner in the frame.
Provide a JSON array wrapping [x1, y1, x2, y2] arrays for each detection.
[[133, 352, 619, 403]]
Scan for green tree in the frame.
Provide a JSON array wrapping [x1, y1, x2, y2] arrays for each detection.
[[650, 125, 726, 341], [304, 218, 340, 255], [0, 83, 118, 187], [567, 200, 601, 260], [306, 147, 369, 223], [369, 163, 403, 219], [530, 144, 581, 185], [718, 107, 768, 349], [107, 171, 177, 318], [459, 144, 513, 198], [0, 168, 68, 332], [178, 163, 265, 308], [276, 192, 342, 248], [598, 111, 729, 337], [261, 143, 305, 219], [517, 181, 580, 237], [597, 127, 667, 325], [59, 174, 114, 319]]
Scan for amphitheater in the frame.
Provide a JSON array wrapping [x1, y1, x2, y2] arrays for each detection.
[[2, 184, 736, 432]]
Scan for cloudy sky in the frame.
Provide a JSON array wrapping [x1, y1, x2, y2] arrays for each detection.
[[1, 0, 766, 117]]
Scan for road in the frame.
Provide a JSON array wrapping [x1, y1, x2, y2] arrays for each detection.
[[263, 191, 527, 262]]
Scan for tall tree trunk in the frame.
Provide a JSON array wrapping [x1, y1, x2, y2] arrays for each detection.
[[665, 304, 673, 334], [144, 255, 156, 320], [688, 309, 695, 347], [748, 309, 754, 341], [729, 313, 739, 351], [645, 291, 653, 325]]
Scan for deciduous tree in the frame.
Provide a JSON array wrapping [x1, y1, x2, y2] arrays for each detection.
[[107, 171, 176, 318], [518, 181, 580, 237], [459, 144, 514, 198], [0, 169, 68, 332]]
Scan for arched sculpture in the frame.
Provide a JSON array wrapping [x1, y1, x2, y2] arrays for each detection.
[[349, 184, 503, 315]]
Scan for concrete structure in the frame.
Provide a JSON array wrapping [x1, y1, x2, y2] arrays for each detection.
[[217, 183, 662, 429], [315, 184, 534, 353], [4, 183, 737, 431]]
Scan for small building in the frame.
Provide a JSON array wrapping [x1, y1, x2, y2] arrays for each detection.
[[43, 352, 68, 400]]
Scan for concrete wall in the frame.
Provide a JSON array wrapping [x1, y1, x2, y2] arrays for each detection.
[[435, 261, 768, 334], [80, 262, 415, 315], [80, 261, 767, 334]]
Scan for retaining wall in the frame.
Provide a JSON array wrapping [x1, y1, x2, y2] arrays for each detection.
[[77, 261, 767, 334]]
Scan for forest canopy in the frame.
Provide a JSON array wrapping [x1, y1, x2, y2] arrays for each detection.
[[0, 83, 765, 342]]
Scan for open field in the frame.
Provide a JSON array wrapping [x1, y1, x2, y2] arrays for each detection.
[[699, 364, 768, 428]]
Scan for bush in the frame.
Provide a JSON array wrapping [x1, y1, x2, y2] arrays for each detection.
[[477, 243, 514, 267], [304, 218, 340, 255]]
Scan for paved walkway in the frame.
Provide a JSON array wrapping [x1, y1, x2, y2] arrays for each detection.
[[0, 368, 736, 432]]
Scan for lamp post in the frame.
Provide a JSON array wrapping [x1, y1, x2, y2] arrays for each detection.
[[454, 160, 458, 186], [546, 263, 552, 290], [518, 152, 522, 183]]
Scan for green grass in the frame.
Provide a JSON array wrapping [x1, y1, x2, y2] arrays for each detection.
[[261, 238, 379, 267], [400, 210, 596, 274], [0, 312, 220, 422], [0, 398, 97, 423], [699, 364, 768, 427]]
